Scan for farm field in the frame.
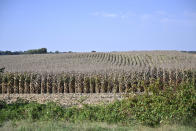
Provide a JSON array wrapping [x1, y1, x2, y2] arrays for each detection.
[[1, 0, 196, 130], [0, 51, 196, 129], [0, 51, 195, 73], [0, 51, 195, 94]]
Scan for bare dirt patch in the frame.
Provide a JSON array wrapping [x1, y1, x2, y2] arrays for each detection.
[[0, 93, 126, 107]]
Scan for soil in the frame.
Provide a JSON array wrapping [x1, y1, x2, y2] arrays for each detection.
[[0, 93, 129, 107]]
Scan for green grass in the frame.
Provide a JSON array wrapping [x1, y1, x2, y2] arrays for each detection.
[[0, 121, 195, 131]]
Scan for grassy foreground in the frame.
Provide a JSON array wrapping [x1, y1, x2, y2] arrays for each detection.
[[0, 121, 195, 131], [0, 81, 195, 130]]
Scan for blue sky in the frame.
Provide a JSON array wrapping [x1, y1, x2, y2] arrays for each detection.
[[0, 0, 196, 52]]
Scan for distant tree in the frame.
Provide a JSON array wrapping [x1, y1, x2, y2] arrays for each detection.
[[0, 51, 5, 55], [91, 50, 96, 53], [24, 48, 47, 54], [39, 48, 47, 54], [12, 51, 23, 55], [5, 51, 12, 55], [0, 48, 47, 55], [181, 51, 196, 54], [55, 51, 59, 54]]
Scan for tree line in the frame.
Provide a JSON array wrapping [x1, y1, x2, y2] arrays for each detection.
[[181, 51, 196, 54], [0, 48, 47, 55]]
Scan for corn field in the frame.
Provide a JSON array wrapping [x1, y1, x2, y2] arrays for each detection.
[[0, 51, 195, 73], [0, 68, 195, 94], [0, 51, 195, 94]]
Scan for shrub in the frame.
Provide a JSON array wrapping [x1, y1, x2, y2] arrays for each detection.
[[0, 81, 195, 127], [0, 67, 5, 73]]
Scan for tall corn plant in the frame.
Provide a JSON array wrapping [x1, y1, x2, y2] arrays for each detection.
[[119, 76, 125, 93], [193, 70, 196, 87], [0, 68, 4, 94], [107, 76, 113, 93], [35, 74, 41, 94], [57, 75, 64, 93], [74, 74, 79, 93], [169, 69, 176, 86], [41, 74, 47, 94], [90, 75, 95, 93], [112, 75, 119, 93], [77, 74, 84, 93], [24, 74, 30, 93], [130, 72, 138, 93], [101, 75, 108, 93], [137, 72, 145, 92], [52, 75, 58, 93], [151, 67, 158, 79], [19, 73, 25, 94], [124, 75, 131, 93], [69, 74, 75, 93], [157, 68, 164, 90], [30, 73, 36, 93], [84, 76, 90, 93], [95, 75, 101, 93], [7, 73, 14, 93], [64, 75, 70, 93], [0, 73, 2, 94], [14, 73, 19, 93], [46, 74, 53, 94], [176, 69, 183, 85], [2, 73, 8, 94], [187, 70, 194, 84], [163, 69, 169, 87]]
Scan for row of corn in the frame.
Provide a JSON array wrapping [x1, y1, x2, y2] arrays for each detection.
[[0, 69, 195, 94]]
